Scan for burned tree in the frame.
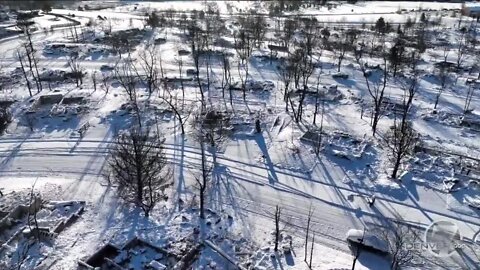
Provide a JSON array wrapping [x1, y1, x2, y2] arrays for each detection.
[[192, 107, 230, 155], [26, 180, 41, 241], [191, 107, 230, 217], [18, 20, 42, 93], [67, 55, 84, 87], [350, 228, 365, 270], [91, 71, 97, 92], [0, 106, 12, 135], [194, 139, 213, 220], [389, 39, 406, 77], [378, 223, 419, 270], [279, 57, 295, 112], [0, 61, 5, 93], [220, 51, 232, 104], [188, 21, 207, 107], [291, 19, 319, 122], [101, 72, 111, 94], [355, 44, 389, 137], [138, 43, 159, 95], [387, 72, 418, 179], [21, 43, 41, 93], [296, 47, 316, 122], [304, 205, 314, 262], [281, 18, 298, 51], [456, 28, 468, 69], [333, 28, 358, 72], [114, 59, 141, 127], [175, 54, 185, 107], [233, 28, 254, 100], [109, 129, 171, 217], [388, 119, 417, 179], [313, 72, 323, 126], [159, 84, 186, 135], [434, 63, 450, 110], [464, 84, 476, 114], [146, 12, 161, 29], [274, 205, 281, 252], [26, 114, 36, 132], [16, 50, 33, 97], [191, 107, 230, 218]]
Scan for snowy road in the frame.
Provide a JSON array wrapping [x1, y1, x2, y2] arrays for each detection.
[[1, 128, 479, 258]]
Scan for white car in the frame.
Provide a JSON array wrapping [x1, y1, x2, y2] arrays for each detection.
[[332, 72, 349, 79], [346, 229, 389, 254]]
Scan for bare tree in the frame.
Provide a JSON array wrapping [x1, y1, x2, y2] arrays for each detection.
[[101, 72, 111, 94], [109, 129, 172, 217], [21, 43, 41, 93], [388, 72, 418, 179], [203, 10, 216, 95], [114, 59, 142, 127], [378, 223, 419, 270], [26, 179, 41, 241], [160, 84, 186, 135], [192, 107, 230, 163], [313, 72, 322, 125], [313, 82, 326, 156], [274, 205, 281, 252], [188, 21, 206, 107], [388, 117, 417, 177], [281, 18, 298, 51], [220, 51, 232, 104], [138, 43, 159, 95], [194, 139, 213, 219], [191, 107, 231, 219], [26, 114, 36, 132], [351, 228, 365, 270], [309, 232, 315, 268], [333, 29, 358, 72], [146, 12, 161, 29], [105, 18, 113, 35], [355, 44, 389, 137], [175, 54, 185, 107], [434, 64, 449, 110], [304, 205, 314, 262], [233, 24, 254, 100], [67, 55, 84, 87], [389, 39, 406, 77], [0, 60, 5, 93], [0, 106, 12, 135], [456, 28, 467, 69], [279, 56, 296, 112], [463, 84, 475, 114], [441, 44, 450, 63], [296, 47, 316, 122], [91, 71, 97, 92], [19, 21, 42, 93], [16, 50, 32, 97], [191, 107, 230, 219], [179, 13, 189, 34]]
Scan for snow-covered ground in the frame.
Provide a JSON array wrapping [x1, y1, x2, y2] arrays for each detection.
[[0, 1, 480, 269]]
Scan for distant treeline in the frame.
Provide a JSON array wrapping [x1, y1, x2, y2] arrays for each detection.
[[0, 0, 465, 11], [0, 0, 79, 10]]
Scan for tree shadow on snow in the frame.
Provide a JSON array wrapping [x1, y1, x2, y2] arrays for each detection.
[[400, 172, 420, 201], [270, 253, 285, 270], [254, 133, 279, 184], [207, 163, 255, 240]]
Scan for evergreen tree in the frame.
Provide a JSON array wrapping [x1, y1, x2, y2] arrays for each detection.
[[375, 17, 386, 34]]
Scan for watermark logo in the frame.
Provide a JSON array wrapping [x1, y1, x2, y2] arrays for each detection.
[[424, 220, 463, 257]]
